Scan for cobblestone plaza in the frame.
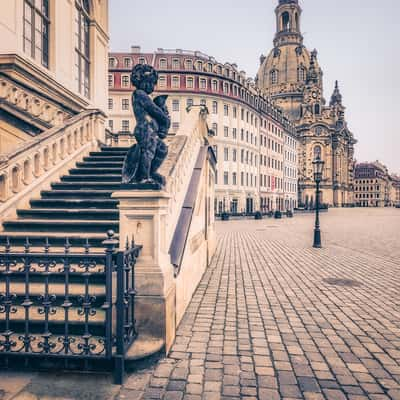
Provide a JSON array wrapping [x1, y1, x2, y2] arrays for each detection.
[[1, 209, 399, 400]]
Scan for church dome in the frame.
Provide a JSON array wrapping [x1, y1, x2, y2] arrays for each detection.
[[257, 44, 314, 97]]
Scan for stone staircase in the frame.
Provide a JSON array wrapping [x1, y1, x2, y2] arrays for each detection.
[[0, 146, 136, 375], [0, 146, 128, 248]]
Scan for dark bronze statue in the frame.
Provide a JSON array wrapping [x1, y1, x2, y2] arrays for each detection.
[[122, 64, 170, 187]]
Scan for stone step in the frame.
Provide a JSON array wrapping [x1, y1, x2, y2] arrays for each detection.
[[76, 161, 124, 168], [60, 175, 122, 183], [0, 306, 106, 336], [100, 146, 131, 152], [3, 219, 119, 233], [89, 151, 128, 157], [69, 168, 122, 175], [51, 182, 124, 191], [83, 156, 125, 162], [30, 198, 119, 209], [0, 232, 114, 247], [17, 208, 119, 221], [0, 281, 106, 306], [41, 190, 114, 199]]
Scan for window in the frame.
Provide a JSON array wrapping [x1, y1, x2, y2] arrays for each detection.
[[108, 119, 113, 131], [297, 66, 306, 81], [172, 100, 180, 112], [121, 75, 130, 88], [196, 60, 203, 71], [200, 99, 206, 106], [314, 145, 322, 159], [172, 76, 180, 88], [224, 148, 229, 161], [109, 57, 117, 68], [233, 107, 237, 118], [212, 101, 218, 114], [212, 80, 218, 91], [108, 74, 114, 88], [158, 75, 167, 88], [23, 0, 50, 68], [121, 120, 130, 132], [224, 172, 229, 185], [185, 59, 193, 70], [138, 57, 146, 64], [270, 69, 278, 85], [213, 145, 218, 160], [186, 77, 194, 89], [224, 104, 229, 116], [172, 122, 180, 132], [122, 98, 129, 110], [199, 78, 207, 89], [241, 172, 244, 186], [232, 172, 237, 185], [223, 82, 229, 94], [123, 57, 132, 68], [232, 128, 237, 139], [224, 126, 229, 137], [172, 58, 179, 69], [212, 123, 218, 136], [232, 149, 237, 162], [159, 58, 167, 69], [75, 0, 91, 97], [187, 98, 193, 108], [108, 98, 113, 110], [207, 63, 213, 72]]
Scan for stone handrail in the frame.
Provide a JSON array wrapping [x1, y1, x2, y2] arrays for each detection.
[[0, 109, 106, 202], [162, 109, 210, 244]]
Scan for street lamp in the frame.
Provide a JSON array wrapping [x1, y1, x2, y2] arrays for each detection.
[[312, 155, 325, 248]]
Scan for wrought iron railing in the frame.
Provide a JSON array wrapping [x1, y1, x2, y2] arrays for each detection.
[[0, 231, 141, 383]]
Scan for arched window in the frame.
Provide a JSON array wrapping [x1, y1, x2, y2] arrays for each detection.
[[270, 69, 278, 84], [297, 66, 306, 81], [281, 12, 290, 31], [314, 145, 322, 159], [75, 0, 91, 98], [314, 104, 320, 115]]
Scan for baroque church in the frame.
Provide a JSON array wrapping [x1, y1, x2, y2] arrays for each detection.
[[256, 0, 357, 207]]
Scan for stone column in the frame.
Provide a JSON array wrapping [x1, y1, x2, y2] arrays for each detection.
[[112, 189, 176, 352]]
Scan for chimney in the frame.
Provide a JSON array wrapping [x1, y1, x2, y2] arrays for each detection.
[[131, 46, 141, 54]]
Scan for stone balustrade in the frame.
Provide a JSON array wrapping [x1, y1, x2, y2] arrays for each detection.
[[0, 77, 71, 128], [0, 109, 106, 203]]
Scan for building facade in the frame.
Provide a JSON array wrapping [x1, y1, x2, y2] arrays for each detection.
[[390, 175, 400, 207], [354, 162, 392, 207], [256, 0, 357, 207], [0, 0, 109, 154], [108, 48, 299, 213]]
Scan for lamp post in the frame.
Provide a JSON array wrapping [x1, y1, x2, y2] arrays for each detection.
[[312, 155, 325, 248]]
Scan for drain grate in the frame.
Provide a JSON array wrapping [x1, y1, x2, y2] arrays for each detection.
[[323, 278, 363, 287]]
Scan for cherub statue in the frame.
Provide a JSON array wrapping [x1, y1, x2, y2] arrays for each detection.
[[122, 64, 170, 186]]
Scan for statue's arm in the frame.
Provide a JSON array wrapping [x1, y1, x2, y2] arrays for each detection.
[[136, 91, 170, 129]]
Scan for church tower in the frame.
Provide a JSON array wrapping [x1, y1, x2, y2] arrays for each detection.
[[257, 0, 323, 121], [256, 0, 357, 208]]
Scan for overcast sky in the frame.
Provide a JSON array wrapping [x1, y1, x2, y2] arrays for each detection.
[[110, 0, 399, 174]]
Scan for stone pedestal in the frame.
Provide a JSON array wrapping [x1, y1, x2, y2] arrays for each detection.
[[112, 190, 176, 352]]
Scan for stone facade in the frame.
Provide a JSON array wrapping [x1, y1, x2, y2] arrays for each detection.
[[256, 0, 357, 207], [0, 0, 109, 154], [354, 161, 392, 207], [108, 48, 299, 213]]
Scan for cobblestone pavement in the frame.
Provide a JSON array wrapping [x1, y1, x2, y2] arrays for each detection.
[[1, 208, 399, 400]]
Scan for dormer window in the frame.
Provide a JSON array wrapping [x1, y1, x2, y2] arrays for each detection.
[[297, 66, 306, 81]]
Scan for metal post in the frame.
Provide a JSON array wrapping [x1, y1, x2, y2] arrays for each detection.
[[313, 180, 322, 248]]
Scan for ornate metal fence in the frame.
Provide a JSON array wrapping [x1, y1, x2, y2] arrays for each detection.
[[0, 231, 141, 383]]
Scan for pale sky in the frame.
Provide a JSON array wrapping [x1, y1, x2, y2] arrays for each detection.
[[110, 0, 399, 174]]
